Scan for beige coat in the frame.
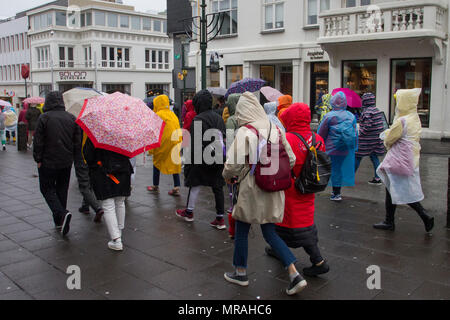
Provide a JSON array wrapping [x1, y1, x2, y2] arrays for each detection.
[[223, 92, 296, 224]]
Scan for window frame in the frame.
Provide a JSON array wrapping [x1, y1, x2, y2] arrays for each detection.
[[226, 64, 243, 88], [306, 0, 330, 26], [344, 0, 371, 7], [211, 0, 238, 36], [101, 46, 131, 69], [263, 0, 285, 31], [145, 48, 170, 70]]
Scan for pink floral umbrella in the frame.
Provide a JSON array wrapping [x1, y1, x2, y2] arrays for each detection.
[[260, 86, 283, 102], [76, 92, 166, 158], [23, 97, 45, 105]]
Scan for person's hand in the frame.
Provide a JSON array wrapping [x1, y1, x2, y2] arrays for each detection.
[[37, 163, 42, 168]]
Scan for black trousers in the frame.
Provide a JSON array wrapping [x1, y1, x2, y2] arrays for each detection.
[[385, 188, 426, 223], [38, 166, 72, 226]]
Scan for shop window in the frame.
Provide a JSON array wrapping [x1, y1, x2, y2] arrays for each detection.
[[146, 84, 170, 97], [207, 67, 221, 88], [211, 0, 238, 36], [226, 65, 243, 88], [310, 62, 329, 111], [343, 60, 377, 98], [307, 0, 330, 25], [263, 0, 284, 30], [102, 83, 131, 95], [260, 65, 275, 88], [390, 58, 432, 128]]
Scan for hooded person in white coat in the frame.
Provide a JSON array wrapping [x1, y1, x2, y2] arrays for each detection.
[[374, 88, 434, 233], [222, 92, 307, 296]]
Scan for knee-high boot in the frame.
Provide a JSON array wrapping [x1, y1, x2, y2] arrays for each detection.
[[373, 189, 396, 231], [409, 202, 434, 233]]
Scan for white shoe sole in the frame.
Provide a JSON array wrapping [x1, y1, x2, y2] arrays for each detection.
[[175, 211, 194, 222], [224, 273, 249, 287], [61, 212, 72, 236], [108, 242, 123, 251], [286, 280, 307, 295]]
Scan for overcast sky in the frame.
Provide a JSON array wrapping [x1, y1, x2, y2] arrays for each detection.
[[1, 0, 167, 19]]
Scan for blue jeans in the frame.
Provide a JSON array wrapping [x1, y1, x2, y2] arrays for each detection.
[[153, 166, 180, 187], [355, 154, 380, 179], [233, 220, 297, 269]]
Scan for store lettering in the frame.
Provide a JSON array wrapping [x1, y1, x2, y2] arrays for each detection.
[[59, 71, 88, 81], [307, 50, 325, 60]]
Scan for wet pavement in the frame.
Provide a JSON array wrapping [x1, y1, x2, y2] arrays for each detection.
[[0, 144, 449, 300]]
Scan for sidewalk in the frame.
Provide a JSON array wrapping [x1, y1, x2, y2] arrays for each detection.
[[0, 146, 449, 300]]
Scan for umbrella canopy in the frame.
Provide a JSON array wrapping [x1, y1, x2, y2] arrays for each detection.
[[260, 86, 283, 102], [0, 100, 12, 108], [63, 88, 104, 117], [23, 97, 45, 105], [76, 92, 165, 158], [207, 87, 227, 97], [331, 88, 362, 109], [225, 78, 266, 98]]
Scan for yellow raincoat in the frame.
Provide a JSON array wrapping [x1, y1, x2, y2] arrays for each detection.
[[150, 95, 182, 175]]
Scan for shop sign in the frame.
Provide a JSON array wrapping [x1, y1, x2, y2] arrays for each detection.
[[3, 89, 15, 97], [59, 71, 89, 81], [306, 50, 325, 61]]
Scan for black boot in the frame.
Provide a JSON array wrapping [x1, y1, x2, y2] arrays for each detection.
[[410, 203, 434, 233], [375, 190, 396, 231], [373, 221, 395, 231]]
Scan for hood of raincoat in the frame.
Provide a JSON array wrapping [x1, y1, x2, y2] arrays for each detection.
[[264, 102, 277, 116], [226, 93, 241, 116], [153, 95, 170, 113], [280, 103, 311, 133], [277, 95, 292, 112], [43, 91, 65, 112], [394, 88, 421, 119], [362, 92, 376, 108], [193, 90, 213, 115], [185, 100, 194, 113], [330, 91, 347, 111], [236, 92, 269, 128]]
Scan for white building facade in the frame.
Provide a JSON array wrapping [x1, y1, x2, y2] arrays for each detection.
[[188, 0, 449, 139], [0, 16, 31, 108], [27, 0, 173, 99]]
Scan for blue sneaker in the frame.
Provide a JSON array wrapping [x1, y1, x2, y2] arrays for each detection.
[[330, 193, 342, 201]]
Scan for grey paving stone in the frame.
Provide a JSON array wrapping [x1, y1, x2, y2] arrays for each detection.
[[409, 281, 450, 300], [0, 248, 36, 267], [14, 270, 68, 295], [0, 240, 21, 253], [32, 287, 106, 300], [0, 290, 34, 300], [0, 222, 35, 235], [7, 229, 49, 243], [0, 258, 55, 281]]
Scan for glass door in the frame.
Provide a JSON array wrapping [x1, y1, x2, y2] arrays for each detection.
[[310, 62, 329, 117]]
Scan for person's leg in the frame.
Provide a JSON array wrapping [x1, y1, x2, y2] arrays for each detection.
[[176, 186, 201, 221], [331, 155, 344, 199], [153, 166, 160, 186], [224, 219, 251, 286], [374, 188, 396, 230], [302, 243, 330, 276], [102, 198, 121, 240], [38, 166, 67, 226], [408, 202, 434, 232], [212, 185, 225, 219], [55, 167, 72, 212], [173, 174, 181, 188], [369, 154, 381, 180], [0, 130, 5, 149], [355, 156, 363, 173], [114, 197, 126, 233]]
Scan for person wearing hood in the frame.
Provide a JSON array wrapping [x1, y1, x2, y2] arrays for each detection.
[[176, 90, 227, 230], [0, 106, 6, 150], [264, 103, 330, 277], [3, 104, 17, 145], [182, 100, 196, 132], [222, 92, 307, 296], [318, 91, 357, 201], [33, 91, 82, 236], [147, 95, 183, 196], [355, 93, 385, 185], [276, 94, 293, 126], [264, 101, 285, 132], [374, 88, 434, 233], [25, 103, 42, 147], [315, 93, 332, 124]]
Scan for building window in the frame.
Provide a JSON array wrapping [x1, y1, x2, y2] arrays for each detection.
[[59, 46, 74, 68], [143, 18, 152, 31], [145, 49, 170, 70], [37, 46, 50, 69], [102, 46, 131, 69], [211, 0, 238, 35], [84, 46, 92, 67], [307, 0, 330, 25], [56, 11, 67, 26], [207, 67, 221, 87], [81, 12, 92, 27], [120, 15, 129, 28], [264, 0, 284, 30], [154, 20, 161, 32], [390, 58, 432, 128], [108, 13, 118, 28], [95, 11, 106, 26], [131, 16, 141, 30], [102, 83, 131, 95], [226, 65, 243, 88], [146, 83, 169, 97], [345, 0, 371, 7], [342, 60, 377, 98]]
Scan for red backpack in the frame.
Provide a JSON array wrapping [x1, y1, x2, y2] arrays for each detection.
[[245, 123, 292, 192]]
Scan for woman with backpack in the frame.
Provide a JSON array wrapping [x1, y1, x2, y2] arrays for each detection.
[[265, 102, 330, 276], [223, 92, 307, 296], [318, 92, 358, 201], [374, 88, 434, 233], [83, 137, 133, 251]]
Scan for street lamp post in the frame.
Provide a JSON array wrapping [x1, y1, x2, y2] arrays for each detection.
[[184, 0, 224, 91]]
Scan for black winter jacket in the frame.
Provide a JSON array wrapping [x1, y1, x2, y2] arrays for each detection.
[[184, 90, 226, 188], [33, 91, 81, 169], [275, 224, 319, 249], [83, 138, 133, 201], [25, 107, 42, 131]]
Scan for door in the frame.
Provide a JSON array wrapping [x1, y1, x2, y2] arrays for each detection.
[[310, 62, 329, 117]]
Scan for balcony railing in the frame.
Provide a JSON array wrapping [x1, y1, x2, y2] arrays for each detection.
[[318, 0, 448, 43]]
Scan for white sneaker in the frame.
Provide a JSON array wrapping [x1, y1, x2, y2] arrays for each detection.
[[108, 239, 123, 251]]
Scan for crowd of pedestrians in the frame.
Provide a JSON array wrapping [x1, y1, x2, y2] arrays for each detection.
[[1, 83, 434, 297]]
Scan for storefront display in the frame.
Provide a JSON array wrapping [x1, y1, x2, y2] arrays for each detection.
[[226, 65, 243, 88], [390, 58, 432, 127], [343, 60, 377, 97], [310, 62, 329, 113]]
